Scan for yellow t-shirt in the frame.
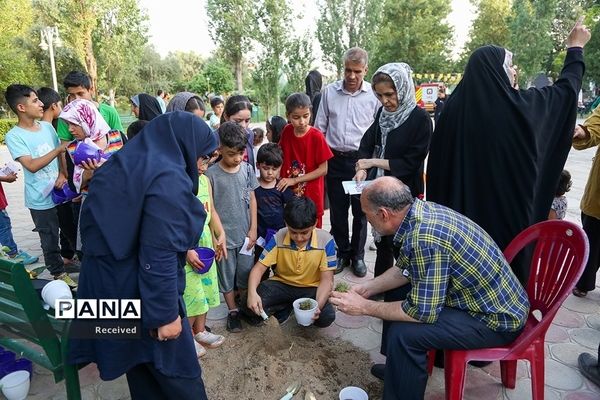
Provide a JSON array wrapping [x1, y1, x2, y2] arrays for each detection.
[[258, 228, 336, 287]]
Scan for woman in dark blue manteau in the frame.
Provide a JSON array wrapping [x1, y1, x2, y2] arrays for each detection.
[[69, 111, 218, 400]]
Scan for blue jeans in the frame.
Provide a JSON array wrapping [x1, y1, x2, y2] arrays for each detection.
[[0, 209, 18, 255]]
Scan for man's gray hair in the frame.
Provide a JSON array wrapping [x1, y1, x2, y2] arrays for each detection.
[[344, 47, 368, 66], [364, 178, 414, 212]]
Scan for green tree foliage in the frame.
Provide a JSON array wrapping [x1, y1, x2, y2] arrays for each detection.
[[207, 0, 255, 92], [188, 57, 235, 96], [584, 5, 600, 86], [251, 0, 290, 117], [0, 0, 42, 95], [283, 33, 315, 97], [461, 0, 511, 65], [370, 0, 454, 74], [316, 0, 383, 78], [34, 0, 148, 98], [542, 0, 589, 78], [508, 0, 556, 85]]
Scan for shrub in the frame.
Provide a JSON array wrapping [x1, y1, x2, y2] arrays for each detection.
[[0, 119, 17, 144]]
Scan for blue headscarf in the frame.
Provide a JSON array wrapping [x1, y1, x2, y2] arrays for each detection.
[[80, 111, 218, 260]]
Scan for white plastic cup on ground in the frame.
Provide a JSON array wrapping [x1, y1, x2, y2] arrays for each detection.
[[292, 297, 318, 326], [339, 386, 368, 400], [41, 280, 73, 309], [0, 370, 30, 400]]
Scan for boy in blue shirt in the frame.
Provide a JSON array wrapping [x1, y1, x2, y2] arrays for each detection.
[[254, 144, 294, 273], [4, 84, 75, 287]]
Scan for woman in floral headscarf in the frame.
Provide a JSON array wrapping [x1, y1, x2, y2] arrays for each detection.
[[59, 98, 125, 194], [354, 63, 432, 278]]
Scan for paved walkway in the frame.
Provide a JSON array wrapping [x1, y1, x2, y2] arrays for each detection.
[[1, 139, 600, 399]]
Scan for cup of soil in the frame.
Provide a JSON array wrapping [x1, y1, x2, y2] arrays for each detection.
[[193, 247, 215, 274], [339, 386, 369, 400], [292, 297, 318, 326]]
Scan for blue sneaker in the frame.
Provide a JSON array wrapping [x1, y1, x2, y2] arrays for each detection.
[[12, 251, 39, 265]]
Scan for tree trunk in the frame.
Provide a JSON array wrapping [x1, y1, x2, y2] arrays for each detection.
[[108, 88, 116, 108], [84, 33, 98, 100], [235, 57, 243, 92]]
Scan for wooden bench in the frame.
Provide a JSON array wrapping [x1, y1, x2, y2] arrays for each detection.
[[0, 258, 82, 399]]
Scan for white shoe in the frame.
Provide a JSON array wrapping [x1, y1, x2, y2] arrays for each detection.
[[194, 341, 207, 358], [195, 330, 225, 349]]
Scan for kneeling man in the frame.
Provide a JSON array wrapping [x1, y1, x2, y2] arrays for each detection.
[[247, 197, 336, 327], [330, 177, 529, 400]]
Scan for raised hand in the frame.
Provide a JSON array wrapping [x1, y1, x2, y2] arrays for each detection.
[[566, 16, 591, 48]]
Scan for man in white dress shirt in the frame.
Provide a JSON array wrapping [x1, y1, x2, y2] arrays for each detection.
[[314, 47, 380, 277]]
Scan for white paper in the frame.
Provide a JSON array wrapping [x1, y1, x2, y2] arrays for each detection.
[[239, 237, 254, 256], [256, 236, 266, 248], [0, 161, 20, 176], [342, 180, 373, 195]]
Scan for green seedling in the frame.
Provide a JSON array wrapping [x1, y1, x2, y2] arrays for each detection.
[[299, 299, 314, 310], [335, 282, 351, 293]]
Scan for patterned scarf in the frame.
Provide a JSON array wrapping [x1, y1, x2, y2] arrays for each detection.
[[374, 63, 416, 177], [59, 99, 110, 192]]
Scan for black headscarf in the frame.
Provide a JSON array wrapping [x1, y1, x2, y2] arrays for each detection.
[[80, 111, 218, 260], [306, 70, 323, 126], [138, 93, 163, 121], [427, 45, 584, 282]]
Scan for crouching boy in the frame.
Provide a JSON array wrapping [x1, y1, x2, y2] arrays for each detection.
[[247, 197, 336, 327]]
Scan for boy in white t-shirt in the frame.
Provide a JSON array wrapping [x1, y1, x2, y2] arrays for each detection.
[[4, 84, 75, 287]]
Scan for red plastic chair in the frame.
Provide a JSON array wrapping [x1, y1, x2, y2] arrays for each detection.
[[427, 220, 589, 399]]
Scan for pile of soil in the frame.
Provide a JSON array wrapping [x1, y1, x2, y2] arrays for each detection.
[[201, 320, 383, 399]]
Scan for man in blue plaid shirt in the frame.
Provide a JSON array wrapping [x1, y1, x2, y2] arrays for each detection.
[[330, 177, 529, 400]]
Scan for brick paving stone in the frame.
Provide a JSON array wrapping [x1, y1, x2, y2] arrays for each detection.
[[553, 308, 586, 328], [483, 360, 529, 380], [564, 391, 600, 400], [550, 342, 594, 368], [586, 314, 600, 330], [368, 348, 386, 364], [369, 318, 383, 334], [318, 320, 343, 338], [206, 302, 229, 320], [96, 376, 130, 400], [504, 379, 561, 400], [544, 359, 584, 391], [343, 270, 375, 284], [340, 326, 382, 351], [572, 328, 600, 350], [546, 324, 571, 343], [462, 367, 502, 400], [333, 311, 371, 329], [563, 296, 600, 314]]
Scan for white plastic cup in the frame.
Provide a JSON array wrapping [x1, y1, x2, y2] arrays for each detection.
[[339, 386, 368, 400], [0, 370, 30, 400], [41, 280, 73, 309], [292, 297, 318, 326]]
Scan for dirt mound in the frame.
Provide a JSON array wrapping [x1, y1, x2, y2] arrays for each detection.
[[201, 322, 382, 399]]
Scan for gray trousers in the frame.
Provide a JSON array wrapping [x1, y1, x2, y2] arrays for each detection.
[[30, 207, 64, 276]]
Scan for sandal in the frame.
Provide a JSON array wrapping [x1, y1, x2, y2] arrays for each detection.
[[572, 288, 588, 298]]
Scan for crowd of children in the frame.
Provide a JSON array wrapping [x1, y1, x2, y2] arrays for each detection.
[[3, 70, 347, 378]]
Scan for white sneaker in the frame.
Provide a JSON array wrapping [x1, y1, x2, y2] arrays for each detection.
[[194, 341, 207, 358], [194, 330, 225, 349]]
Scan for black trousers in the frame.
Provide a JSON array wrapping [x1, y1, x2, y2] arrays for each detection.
[[576, 212, 600, 292], [326, 155, 367, 261], [374, 235, 399, 277], [29, 207, 64, 276], [56, 202, 77, 259], [257, 280, 336, 327], [379, 286, 521, 400], [126, 362, 208, 400]]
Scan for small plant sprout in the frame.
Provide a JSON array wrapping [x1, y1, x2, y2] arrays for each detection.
[[335, 282, 351, 293], [299, 299, 314, 310]]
